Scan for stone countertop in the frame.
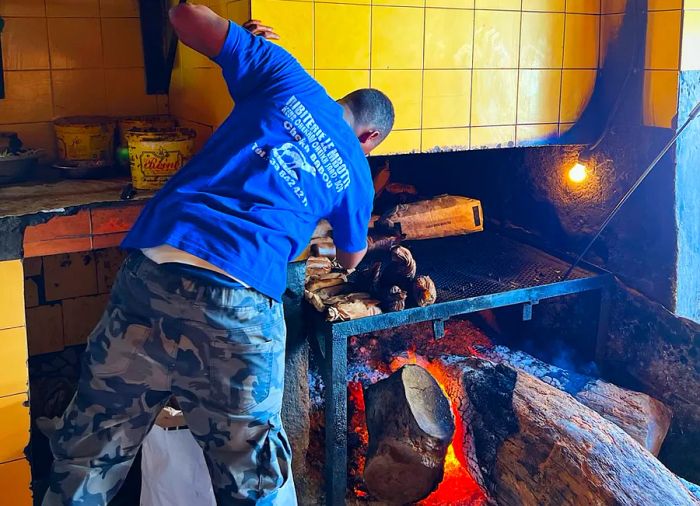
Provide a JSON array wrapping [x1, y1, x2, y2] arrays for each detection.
[[0, 175, 319, 262], [0, 177, 154, 261], [0, 177, 152, 218]]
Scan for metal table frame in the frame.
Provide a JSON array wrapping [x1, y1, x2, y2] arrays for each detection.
[[311, 235, 614, 506]]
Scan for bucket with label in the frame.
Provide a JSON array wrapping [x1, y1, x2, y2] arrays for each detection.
[[53, 116, 116, 162], [117, 115, 178, 166], [126, 128, 196, 190]]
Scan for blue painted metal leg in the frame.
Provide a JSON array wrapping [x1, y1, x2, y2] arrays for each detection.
[[324, 332, 347, 506]]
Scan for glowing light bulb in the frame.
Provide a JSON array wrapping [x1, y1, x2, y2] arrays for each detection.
[[568, 162, 588, 183]]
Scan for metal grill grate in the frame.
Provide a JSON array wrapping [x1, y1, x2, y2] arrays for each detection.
[[317, 232, 613, 506], [398, 233, 592, 303]]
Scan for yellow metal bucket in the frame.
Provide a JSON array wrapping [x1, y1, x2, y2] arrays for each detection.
[[126, 128, 196, 190], [54, 116, 116, 162], [117, 115, 178, 148]]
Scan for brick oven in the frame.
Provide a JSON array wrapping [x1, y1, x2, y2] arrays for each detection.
[[1, 0, 699, 505]]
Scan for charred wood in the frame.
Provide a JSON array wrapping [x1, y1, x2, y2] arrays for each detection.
[[444, 357, 699, 506], [364, 365, 455, 504], [478, 345, 673, 455]]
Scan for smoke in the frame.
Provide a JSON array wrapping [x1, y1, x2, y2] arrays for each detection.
[[518, 337, 599, 377]]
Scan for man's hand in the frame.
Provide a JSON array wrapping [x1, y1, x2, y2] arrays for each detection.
[[242, 20, 280, 40]]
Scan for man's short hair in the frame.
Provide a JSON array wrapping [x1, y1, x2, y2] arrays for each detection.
[[341, 89, 395, 139]]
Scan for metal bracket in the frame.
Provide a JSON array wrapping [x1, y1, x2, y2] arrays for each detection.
[[522, 300, 539, 321], [433, 319, 446, 339]]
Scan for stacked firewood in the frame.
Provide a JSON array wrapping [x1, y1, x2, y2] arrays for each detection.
[[304, 246, 437, 321]]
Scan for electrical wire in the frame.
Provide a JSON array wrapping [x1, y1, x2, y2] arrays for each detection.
[[563, 101, 700, 279], [584, 1, 642, 157]]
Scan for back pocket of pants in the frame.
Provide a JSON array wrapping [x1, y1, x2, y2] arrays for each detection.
[[209, 336, 274, 414]]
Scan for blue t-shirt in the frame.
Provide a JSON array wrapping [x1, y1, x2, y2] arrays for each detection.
[[122, 21, 373, 301]]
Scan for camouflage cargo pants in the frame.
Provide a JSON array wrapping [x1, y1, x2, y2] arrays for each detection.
[[42, 251, 294, 505]]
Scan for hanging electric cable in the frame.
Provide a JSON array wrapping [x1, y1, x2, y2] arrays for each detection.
[[563, 101, 700, 279], [570, 1, 643, 172]]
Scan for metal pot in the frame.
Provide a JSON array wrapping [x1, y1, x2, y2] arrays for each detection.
[[0, 152, 41, 185], [52, 159, 115, 179]]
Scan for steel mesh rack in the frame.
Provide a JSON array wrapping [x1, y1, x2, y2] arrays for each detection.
[[311, 231, 614, 506]]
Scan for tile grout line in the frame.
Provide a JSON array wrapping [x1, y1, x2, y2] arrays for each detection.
[[468, 3, 477, 148], [557, 0, 568, 136], [514, 0, 524, 146], [369, 0, 374, 88], [419, 0, 427, 151], [98, 0, 108, 117], [44, 0, 57, 121], [3, 65, 610, 72]]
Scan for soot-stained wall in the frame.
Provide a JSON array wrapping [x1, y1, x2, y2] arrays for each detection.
[[378, 0, 678, 308]]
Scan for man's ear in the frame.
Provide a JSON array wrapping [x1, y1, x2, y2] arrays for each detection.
[[358, 130, 381, 144]]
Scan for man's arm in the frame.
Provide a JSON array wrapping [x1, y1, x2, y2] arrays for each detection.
[[328, 186, 373, 270], [169, 3, 279, 58], [169, 3, 229, 58], [336, 247, 367, 270]]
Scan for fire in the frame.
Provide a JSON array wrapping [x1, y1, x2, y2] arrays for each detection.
[[348, 381, 369, 496], [419, 361, 487, 506], [348, 381, 368, 446]]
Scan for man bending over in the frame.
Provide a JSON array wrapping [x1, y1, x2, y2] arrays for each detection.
[[42, 3, 394, 505]]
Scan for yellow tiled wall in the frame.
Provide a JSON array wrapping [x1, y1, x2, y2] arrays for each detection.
[[169, 0, 250, 150], [0, 260, 31, 505], [0, 0, 169, 159], [643, 0, 682, 128], [170, 0, 619, 153]]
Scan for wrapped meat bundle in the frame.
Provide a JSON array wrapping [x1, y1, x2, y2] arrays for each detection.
[[305, 256, 332, 280], [305, 272, 347, 292], [327, 298, 382, 322], [411, 275, 437, 307], [380, 285, 408, 312], [385, 245, 417, 283]]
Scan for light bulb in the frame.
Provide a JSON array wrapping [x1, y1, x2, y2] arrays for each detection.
[[568, 162, 588, 183]]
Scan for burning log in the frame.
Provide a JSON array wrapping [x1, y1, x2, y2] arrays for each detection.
[[411, 275, 437, 307], [376, 195, 484, 240], [479, 345, 672, 455], [364, 365, 455, 504], [445, 357, 699, 506]]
